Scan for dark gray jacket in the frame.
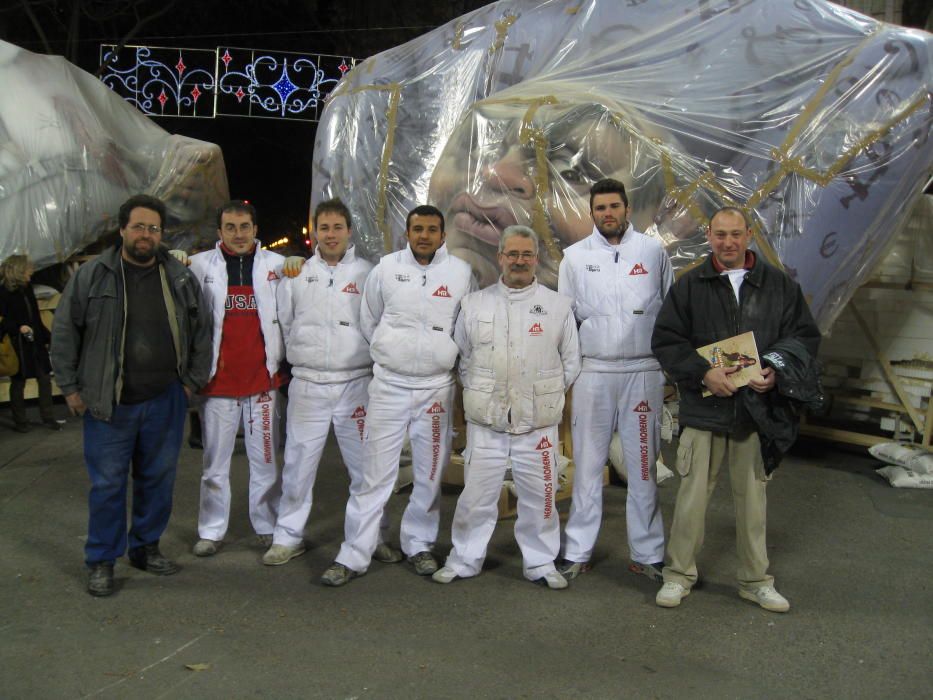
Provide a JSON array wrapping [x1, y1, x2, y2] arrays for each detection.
[[651, 253, 820, 435], [50, 245, 211, 420]]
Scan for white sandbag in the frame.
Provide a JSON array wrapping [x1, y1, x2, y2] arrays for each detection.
[[869, 442, 933, 476], [875, 465, 933, 489]]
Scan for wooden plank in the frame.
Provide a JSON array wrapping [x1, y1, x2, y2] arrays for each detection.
[[800, 422, 889, 448], [848, 301, 925, 434], [831, 395, 910, 413]]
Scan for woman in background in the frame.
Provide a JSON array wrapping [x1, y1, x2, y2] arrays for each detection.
[[0, 255, 60, 432]]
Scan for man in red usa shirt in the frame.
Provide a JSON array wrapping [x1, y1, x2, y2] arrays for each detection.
[[188, 200, 287, 558]]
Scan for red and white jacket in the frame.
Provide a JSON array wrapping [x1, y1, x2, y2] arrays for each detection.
[[189, 241, 285, 384], [558, 226, 672, 373]]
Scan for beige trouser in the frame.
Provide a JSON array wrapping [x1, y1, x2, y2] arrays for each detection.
[[663, 427, 774, 592]]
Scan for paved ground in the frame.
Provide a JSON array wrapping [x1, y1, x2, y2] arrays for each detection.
[[1, 408, 931, 699]]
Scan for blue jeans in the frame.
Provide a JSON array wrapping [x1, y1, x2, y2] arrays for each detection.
[[83, 381, 187, 565]]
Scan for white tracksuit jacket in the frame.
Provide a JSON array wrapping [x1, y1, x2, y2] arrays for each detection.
[[558, 226, 672, 566], [558, 226, 672, 373], [276, 245, 373, 384], [455, 279, 581, 433], [361, 244, 476, 389], [189, 241, 286, 382]]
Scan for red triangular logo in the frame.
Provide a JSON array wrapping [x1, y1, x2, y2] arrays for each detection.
[[536, 436, 553, 450], [257, 392, 272, 403], [341, 282, 360, 294], [629, 263, 648, 276], [528, 322, 543, 336], [432, 285, 451, 298], [426, 401, 446, 414], [633, 400, 652, 412], [351, 406, 366, 419], [267, 270, 280, 281]]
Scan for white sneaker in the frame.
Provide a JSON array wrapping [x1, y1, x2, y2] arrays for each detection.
[[534, 570, 569, 590], [261, 543, 307, 566], [431, 566, 459, 584], [656, 582, 690, 608], [192, 539, 219, 557], [739, 585, 790, 612]]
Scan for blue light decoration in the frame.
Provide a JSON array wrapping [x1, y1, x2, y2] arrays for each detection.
[[216, 47, 354, 121], [100, 45, 216, 118]]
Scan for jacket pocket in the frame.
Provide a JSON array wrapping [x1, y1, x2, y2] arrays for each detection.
[[532, 375, 565, 426], [462, 373, 494, 424], [675, 428, 695, 477]]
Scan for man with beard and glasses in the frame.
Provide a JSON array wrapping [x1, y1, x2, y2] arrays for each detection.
[[432, 225, 580, 589], [51, 194, 211, 597], [321, 205, 476, 587], [558, 178, 672, 583]]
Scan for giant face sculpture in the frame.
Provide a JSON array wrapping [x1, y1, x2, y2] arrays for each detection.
[[311, 0, 933, 330], [0, 40, 229, 268]]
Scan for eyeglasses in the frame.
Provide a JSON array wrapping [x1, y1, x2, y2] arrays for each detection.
[[502, 251, 536, 262], [128, 223, 163, 235]]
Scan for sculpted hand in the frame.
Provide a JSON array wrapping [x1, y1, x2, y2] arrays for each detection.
[[65, 391, 87, 417], [282, 256, 305, 278], [747, 366, 776, 393], [703, 366, 740, 397], [168, 249, 191, 266]]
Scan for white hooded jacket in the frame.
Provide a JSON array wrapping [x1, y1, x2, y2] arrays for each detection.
[[361, 243, 476, 389], [455, 279, 581, 434], [276, 245, 373, 384], [189, 241, 285, 383], [558, 226, 672, 373]]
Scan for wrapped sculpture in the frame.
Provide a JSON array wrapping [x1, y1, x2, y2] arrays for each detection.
[[0, 40, 228, 269], [311, 0, 933, 330]]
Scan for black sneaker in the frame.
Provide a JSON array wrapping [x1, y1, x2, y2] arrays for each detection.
[[128, 543, 179, 576], [43, 419, 63, 431], [13, 422, 30, 433], [87, 562, 114, 597]]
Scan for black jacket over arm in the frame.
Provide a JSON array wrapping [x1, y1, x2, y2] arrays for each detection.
[[650, 254, 821, 437]]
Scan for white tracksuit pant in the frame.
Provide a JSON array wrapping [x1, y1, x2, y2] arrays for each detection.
[[198, 391, 281, 540], [273, 376, 389, 547], [336, 376, 454, 572], [562, 369, 665, 565], [444, 423, 561, 581]]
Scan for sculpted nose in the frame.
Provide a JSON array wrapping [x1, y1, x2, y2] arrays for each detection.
[[485, 148, 534, 200]]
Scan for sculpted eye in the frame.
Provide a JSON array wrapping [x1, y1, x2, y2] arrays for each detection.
[[560, 168, 585, 184]]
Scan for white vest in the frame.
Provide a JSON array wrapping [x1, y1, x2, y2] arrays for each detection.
[[456, 279, 581, 434], [558, 226, 672, 373], [362, 244, 476, 389], [276, 246, 373, 384], [189, 241, 285, 383]]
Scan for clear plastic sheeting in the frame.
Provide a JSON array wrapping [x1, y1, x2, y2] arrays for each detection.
[[0, 40, 229, 269], [311, 0, 933, 330]]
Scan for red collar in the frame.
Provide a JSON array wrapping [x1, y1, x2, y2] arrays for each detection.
[[712, 250, 755, 273], [220, 242, 256, 257]]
